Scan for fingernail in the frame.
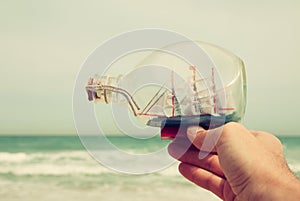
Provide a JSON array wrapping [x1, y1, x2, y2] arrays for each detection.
[[187, 126, 204, 141]]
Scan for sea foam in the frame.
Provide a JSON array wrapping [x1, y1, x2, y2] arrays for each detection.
[[0, 151, 179, 176]]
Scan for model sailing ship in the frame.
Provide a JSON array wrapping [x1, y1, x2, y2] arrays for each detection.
[[85, 66, 239, 139]]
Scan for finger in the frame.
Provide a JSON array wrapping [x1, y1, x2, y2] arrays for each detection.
[[170, 137, 203, 152], [187, 122, 252, 153], [186, 126, 221, 152], [179, 162, 225, 200], [168, 142, 224, 177], [223, 182, 237, 201]]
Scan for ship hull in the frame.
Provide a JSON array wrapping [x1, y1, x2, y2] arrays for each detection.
[[147, 113, 238, 140]]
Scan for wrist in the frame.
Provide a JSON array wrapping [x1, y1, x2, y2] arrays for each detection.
[[253, 174, 300, 201]]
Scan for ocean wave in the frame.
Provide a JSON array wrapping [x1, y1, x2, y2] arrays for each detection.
[[0, 151, 179, 176], [0, 151, 110, 175], [0, 151, 91, 163], [4, 151, 298, 177], [288, 163, 300, 173]]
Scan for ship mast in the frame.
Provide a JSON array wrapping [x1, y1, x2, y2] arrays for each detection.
[[189, 66, 198, 113], [212, 67, 217, 114], [171, 70, 175, 117]]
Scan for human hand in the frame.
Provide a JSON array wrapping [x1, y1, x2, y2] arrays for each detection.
[[168, 122, 300, 201]]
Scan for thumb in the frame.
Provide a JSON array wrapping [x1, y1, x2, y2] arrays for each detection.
[[187, 126, 222, 153]]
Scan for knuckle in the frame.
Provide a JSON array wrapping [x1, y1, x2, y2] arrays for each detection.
[[263, 132, 283, 150], [223, 122, 241, 130], [222, 122, 244, 136], [272, 136, 283, 151], [216, 122, 243, 145], [205, 155, 215, 171]]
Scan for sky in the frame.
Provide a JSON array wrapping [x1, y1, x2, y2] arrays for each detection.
[[0, 0, 299, 135]]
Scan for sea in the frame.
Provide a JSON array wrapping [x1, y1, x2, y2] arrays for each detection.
[[0, 135, 299, 201]]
